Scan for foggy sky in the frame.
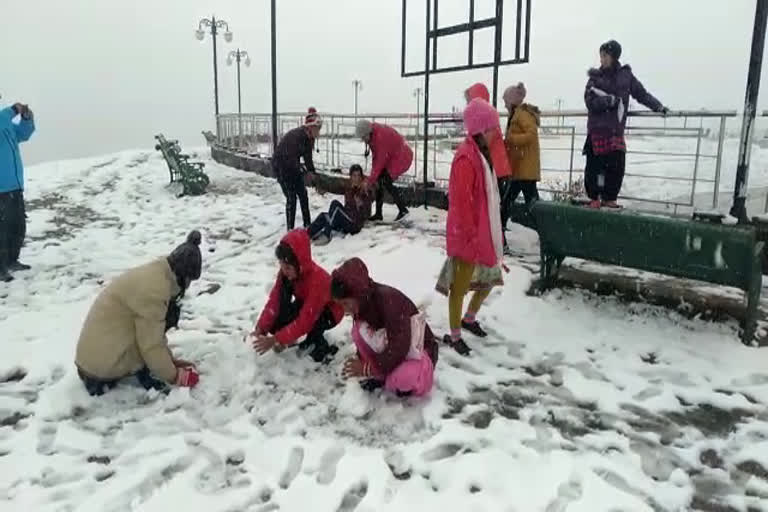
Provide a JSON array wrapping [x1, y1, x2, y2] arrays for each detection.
[[1, 0, 763, 165]]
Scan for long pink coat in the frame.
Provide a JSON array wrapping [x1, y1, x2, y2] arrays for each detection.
[[446, 137, 497, 267], [367, 123, 414, 184]]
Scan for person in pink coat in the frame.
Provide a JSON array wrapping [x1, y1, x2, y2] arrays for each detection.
[[354, 120, 413, 222], [435, 99, 506, 356]]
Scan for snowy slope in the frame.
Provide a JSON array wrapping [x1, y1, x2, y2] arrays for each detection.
[[2, 150, 768, 511]]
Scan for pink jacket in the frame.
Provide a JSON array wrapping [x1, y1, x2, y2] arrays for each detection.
[[446, 137, 497, 267], [368, 123, 414, 184]]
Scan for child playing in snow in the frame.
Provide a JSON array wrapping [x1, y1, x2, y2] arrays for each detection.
[[75, 231, 203, 396], [331, 258, 438, 397], [250, 229, 343, 362], [307, 164, 373, 245], [436, 99, 506, 356]]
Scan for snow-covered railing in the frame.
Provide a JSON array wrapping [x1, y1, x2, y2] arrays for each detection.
[[214, 110, 737, 215]]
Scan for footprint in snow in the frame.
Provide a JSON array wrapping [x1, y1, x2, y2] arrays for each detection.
[[316, 444, 346, 485], [544, 477, 583, 512], [336, 481, 368, 512], [278, 446, 304, 489]]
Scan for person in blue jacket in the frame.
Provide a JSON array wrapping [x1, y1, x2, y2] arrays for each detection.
[[1, 102, 36, 282]]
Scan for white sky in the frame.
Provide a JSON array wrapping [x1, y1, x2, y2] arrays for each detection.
[[1, 0, 765, 164]]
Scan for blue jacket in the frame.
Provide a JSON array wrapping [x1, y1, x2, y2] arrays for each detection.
[[0, 106, 36, 193]]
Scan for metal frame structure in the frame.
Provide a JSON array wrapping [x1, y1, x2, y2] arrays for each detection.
[[401, 0, 532, 206]]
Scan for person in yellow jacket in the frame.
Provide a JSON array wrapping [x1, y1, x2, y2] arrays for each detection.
[[75, 231, 203, 396], [502, 82, 541, 252]]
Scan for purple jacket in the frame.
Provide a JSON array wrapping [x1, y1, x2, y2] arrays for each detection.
[[584, 64, 663, 137]]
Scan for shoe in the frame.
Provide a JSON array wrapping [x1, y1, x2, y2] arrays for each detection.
[[360, 379, 384, 392], [8, 261, 31, 272], [297, 337, 315, 353], [394, 209, 410, 222], [0, 268, 13, 283], [462, 320, 488, 338], [309, 341, 339, 363], [587, 200, 601, 209], [369, 213, 384, 222], [601, 200, 621, 209], [443, 334, 471, 356], [313, 234, 331, 246]]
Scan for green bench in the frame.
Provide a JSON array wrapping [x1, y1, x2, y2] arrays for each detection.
[[154, 134, 210, 196], [530, 201, 764, 344]]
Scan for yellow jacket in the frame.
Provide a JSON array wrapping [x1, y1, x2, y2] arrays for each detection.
[[505, 103, 541, 182]]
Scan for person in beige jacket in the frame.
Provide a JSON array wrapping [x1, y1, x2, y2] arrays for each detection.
[[75, 231, 203, 396]]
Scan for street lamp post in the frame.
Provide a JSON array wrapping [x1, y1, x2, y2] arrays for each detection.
[[227, 49, 251, 147], [196, 15, 233, 127], [352, 79, 363, 116]]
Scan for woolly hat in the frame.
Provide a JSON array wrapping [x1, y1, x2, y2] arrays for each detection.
[[503, 82, 527, 107], [168, 230, 202, 282], [355, 119, 373, 139], [463, 98, 501, 136], [599, 40, 622, 61], [304, 107, 323, 127]]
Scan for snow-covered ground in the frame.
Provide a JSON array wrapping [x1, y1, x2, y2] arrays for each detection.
[[3, 150, 768, 511]]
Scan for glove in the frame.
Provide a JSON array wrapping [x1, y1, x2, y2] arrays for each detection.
[[658, 106, 670, 115], [175, 366, 200, 388]]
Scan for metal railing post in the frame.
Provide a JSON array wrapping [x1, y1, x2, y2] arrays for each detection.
[[713, 115, 727, 209], [690, 127, 703, 207]]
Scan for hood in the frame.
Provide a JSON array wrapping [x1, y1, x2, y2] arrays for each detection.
[[332, 257, 375, 301], [465, 83, 490, 103], [464, 98, 511, 177], [281, 229, 312, 276], [520, 103, 542, 127]]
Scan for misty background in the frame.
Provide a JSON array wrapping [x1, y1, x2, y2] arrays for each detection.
[[1, 0, 764, 165]]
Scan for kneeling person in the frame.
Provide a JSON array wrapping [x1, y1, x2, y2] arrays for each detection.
[[75, 231, 203, 396], [251, 229, 343, 362], [331, 258, 438, 397]]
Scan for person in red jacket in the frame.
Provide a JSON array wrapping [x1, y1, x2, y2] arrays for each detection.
[[435, 99, 506, 356], [250, 229, 343, 362], [331, 258, 438, 397], [354, 120, 413, 223]]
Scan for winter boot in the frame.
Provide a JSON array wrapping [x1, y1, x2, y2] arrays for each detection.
[[443, 334, 471, 357], [297, 337, 315, 353], [8, 261, 31, 272], [360, 379, 384, 392], [394, 209, 410, 223], [369, 213, 384, 222], [309, 338, 339, 363], [0, 267, 13, 283], [462, 320, 488, 338], [601, 200, 621, 209]]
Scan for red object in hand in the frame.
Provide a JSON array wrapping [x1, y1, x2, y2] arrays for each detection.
[[175, 367, 200, 388]]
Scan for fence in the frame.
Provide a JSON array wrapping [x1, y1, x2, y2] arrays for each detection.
[[215, 110, 736, 214]]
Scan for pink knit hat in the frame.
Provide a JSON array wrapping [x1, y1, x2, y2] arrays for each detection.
[[463, 98, 511, 178], [463, 98, 500, 136]]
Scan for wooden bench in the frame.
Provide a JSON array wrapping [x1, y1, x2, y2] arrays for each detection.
[[530, 201, 764, 344]]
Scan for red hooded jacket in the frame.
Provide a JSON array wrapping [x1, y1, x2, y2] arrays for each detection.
[[332, 258, 438, 377], [256, 230, 343, 344], [367, 123, 414, 184], [465, 83, 490, 103]]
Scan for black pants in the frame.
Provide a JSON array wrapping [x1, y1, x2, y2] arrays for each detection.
[[499, 178, 538, 247], [270, 276, 339, 344], [374, 170, 407, 217], [277, 170, 311, 230], [308, 200, 358, 240], [583, 139, 626, 201], [77, 367, 168, 397], [0, 190, 26, 270]]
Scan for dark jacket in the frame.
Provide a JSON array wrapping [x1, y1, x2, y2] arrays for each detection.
[[272, 126, 316, 177], [256, 230, 343, 344], [584, 64, 663, 137], [343, 184, 373, 232], [332, 258, 438, 376]]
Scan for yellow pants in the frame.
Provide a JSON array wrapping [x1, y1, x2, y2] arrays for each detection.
[[448, 259, 490, 330]]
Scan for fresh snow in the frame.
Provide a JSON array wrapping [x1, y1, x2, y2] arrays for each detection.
[[2, 149, 768, 511]]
